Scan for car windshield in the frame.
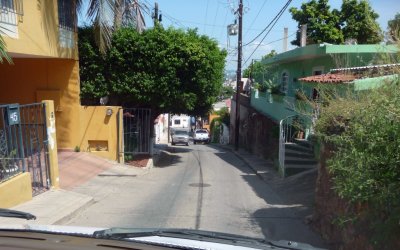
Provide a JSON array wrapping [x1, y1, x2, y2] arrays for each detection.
[[174, 130, 188, 135], [196, 130, 208, 134], [1, 1, 398, 250]]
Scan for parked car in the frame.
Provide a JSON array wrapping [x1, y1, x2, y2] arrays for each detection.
[[193, 129, 210, 144], [171, 130, 189, 146]]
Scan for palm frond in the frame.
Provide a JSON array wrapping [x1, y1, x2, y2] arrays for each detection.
[[87, 0, 115, 53], [0, 26, 13, 64]]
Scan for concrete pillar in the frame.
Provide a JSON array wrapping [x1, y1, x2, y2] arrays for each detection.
[[42, 100, 60, 189]]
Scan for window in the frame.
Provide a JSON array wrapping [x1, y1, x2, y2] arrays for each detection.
[[281, 72, 289, 93], [174, 120, 181, 125], [0, 0, 13, 10], [58, 0, 76, 31], [312, 66, 324, 76], [0, 0, 22, 37]]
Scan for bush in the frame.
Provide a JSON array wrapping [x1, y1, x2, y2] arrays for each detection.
[[315, 76, 400, 247]]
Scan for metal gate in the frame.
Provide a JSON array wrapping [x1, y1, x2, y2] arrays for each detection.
[[119, 108, 151, 161], [0, 103, 50, 196]]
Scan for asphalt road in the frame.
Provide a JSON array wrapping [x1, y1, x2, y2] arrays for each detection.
[[63, 144, 326, 248]]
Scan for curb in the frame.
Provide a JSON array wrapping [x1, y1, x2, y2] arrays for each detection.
[[216, 144, 268, 181]]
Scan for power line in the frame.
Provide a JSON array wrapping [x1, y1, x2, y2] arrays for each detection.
[[243, 0, 292, 47], [211, 1, 220, 36], [244, 0, 268, 38], [242, 0, 293, 66], [204, 0, 210, 33]]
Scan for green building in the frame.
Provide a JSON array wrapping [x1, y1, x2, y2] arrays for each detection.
[[248, 43, 399, 177]]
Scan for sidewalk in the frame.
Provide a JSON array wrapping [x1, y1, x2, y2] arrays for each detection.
[[217, 144, 318, 219], [0, 152, 147, 226]]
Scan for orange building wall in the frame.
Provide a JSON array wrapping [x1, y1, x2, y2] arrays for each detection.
[[0, 58, 81, 149]]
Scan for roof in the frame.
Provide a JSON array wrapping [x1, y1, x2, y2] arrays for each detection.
[[299, 73, 356, 84], [262, 44, 399, 65], [299, 63, 400, 84], [330, 63, 400, 73]]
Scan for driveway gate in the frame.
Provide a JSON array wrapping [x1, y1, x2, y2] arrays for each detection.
[[0, 103, 50, 196], [119, 108, 151, 161]]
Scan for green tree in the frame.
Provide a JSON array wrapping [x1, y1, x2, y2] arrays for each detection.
[[388, 12, 400, 42], [79, 26, 227, 117], [218, 85, 234, 101], [340, 0, 383, 44], [289, 0, 343, 46], [243, 50, 276, 79]]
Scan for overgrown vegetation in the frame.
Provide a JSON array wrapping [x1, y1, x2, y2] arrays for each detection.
[[210, 107, 230, 143], [314, 73, 400, 247]]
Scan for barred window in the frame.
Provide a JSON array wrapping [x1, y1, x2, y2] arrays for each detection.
[[58, 0, 76, 31], [0, 0, 13, 10]]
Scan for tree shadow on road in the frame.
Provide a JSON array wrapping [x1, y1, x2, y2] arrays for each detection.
[[153, 145, 192, 168]]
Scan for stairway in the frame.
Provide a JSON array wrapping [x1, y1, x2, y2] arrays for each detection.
[[284, 139, 317, 176]]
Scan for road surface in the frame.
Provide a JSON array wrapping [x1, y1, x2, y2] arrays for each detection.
[[63, 144, 326, 248]]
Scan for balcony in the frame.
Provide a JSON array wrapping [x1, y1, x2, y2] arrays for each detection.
[[0, 0, 23, 38]]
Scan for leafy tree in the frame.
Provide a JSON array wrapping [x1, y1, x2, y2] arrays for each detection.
[[340, 0, 382, 44], [289, 0, 383, 45], [79, 26, 227, 117], [289, 0, 343, 46], [217, 85, 234, 101], [243, 50, 276, 79], [388, 12, 400, 42]]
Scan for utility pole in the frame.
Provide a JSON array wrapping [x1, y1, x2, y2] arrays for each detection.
[[234, 0, 243, 151], [153, 2, 159, 26]]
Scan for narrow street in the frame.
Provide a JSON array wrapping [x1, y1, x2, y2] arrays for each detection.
[[63, 144, 325, 248]]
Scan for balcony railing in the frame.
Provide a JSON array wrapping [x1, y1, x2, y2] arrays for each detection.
[[0, 0, 23, 25]]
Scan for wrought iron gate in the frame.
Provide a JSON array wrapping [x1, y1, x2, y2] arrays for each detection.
[[0, 103, 50, 196], [119, 108, 151, 161]]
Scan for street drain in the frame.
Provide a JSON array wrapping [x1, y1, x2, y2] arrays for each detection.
[[189, 183, 211, 187], [98, 174, 137, 177]]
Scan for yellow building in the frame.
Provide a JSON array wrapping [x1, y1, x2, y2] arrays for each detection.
[[0, 0, 81, 149], [0, 0, 123, 207], [0, 0, 121, 161]]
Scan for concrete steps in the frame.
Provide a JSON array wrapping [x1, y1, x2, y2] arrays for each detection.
[[284, 139, 317, 177]]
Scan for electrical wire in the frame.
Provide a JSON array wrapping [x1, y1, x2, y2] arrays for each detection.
[[244, 0, 268, 38], [243, 0, 292, 47], [242, 2, 293, 67]]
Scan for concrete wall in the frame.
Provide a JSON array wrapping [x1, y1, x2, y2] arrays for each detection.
[[79, 106, 123, 162], [0, 173, 32, 208], [2, 0, 78, 59], [0, 58, 81, 150], [231, 96, 279, 161]]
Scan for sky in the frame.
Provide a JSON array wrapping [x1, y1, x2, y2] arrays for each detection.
[[78, 0, 400, 71]]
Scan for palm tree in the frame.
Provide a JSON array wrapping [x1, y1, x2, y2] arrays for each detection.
[[0, 27, 12, 64], [77, 0, 147, 53]]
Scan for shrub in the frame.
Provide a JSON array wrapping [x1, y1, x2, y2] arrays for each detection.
[[315, 76, 400, 247]]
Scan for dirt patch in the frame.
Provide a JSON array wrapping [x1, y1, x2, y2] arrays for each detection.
[[125, 154, 150, 168]]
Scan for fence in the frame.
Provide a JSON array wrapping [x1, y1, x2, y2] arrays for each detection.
[[0, 103, 50, 196], [119, 108, 151, 162]]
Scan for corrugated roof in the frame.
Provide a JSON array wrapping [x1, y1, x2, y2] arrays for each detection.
[[299, 73, 356, 84], [331, 63, 400, 72]]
